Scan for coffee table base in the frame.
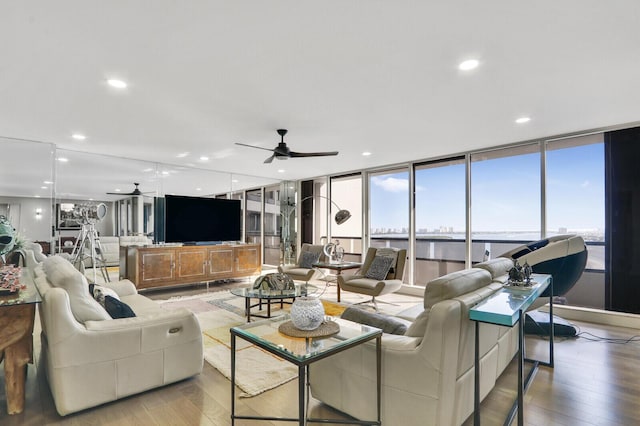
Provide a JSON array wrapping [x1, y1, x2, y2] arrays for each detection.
[[243, 297, 294, 322]]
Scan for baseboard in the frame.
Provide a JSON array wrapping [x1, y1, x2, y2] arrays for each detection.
[[538, 305, 640, 330]]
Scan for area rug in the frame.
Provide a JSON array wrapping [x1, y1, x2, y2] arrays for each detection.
[[158, 290, 348, 397]]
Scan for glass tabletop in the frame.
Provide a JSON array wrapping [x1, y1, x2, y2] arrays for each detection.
[[0, 266, 42, 307], [469, 274, 551, 327], [312, 261, 362, 270], [231, 315, 382, 363], [230, 283, 318, 300]]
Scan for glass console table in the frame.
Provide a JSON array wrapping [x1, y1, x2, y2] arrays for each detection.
[[470, 273, 554, 426], [230, 315, 382, 425]]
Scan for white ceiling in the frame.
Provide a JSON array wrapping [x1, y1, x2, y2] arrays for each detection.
[[2, 1, 640, 191]]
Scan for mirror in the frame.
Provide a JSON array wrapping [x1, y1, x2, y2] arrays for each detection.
[[0, 137, 282, 262], [0, 137, 55, 254]]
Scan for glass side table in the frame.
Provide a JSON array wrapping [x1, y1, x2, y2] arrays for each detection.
[[312, 261, 362, 302], [230, 315, 382, 425], [230, 283, 318, 322]]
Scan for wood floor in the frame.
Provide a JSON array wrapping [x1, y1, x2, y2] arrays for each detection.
[[2, 281, 640, 425]]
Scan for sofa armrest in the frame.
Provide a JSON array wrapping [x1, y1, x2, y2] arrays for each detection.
[[378, 333, 422, 351], [84, 308, 195, 331], [48, 308, 201, 368], [101, 279, 137, 297]]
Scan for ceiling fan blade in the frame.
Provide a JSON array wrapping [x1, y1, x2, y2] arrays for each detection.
[[289, 151, 339, 158], [264, 154, 275, 164], [235, 142, 276, 153]]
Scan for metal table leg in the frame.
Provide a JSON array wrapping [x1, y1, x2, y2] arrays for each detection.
[[231, 332, 236, 425], [299, 364, 306, 426], [474, 321, 480, 425]]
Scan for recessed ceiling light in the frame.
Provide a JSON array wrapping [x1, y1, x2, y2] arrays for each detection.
[[232, 179, 239, 183], [177, 152, 189, 158], [162, 171, 170, 175], [114, 188, 121, 192], [196, 187, 202, 191], [277, 169, 285, 173], [143, 168, 153, 172], [35, 195, 41, 198], [515, 116, 531, 124], [89, 198, 94, 201], [199, 156, 209, 161], [41, 186, 47, 189], [43, 180, 53, 185], [458, 59, 480, 71], [57, 157, 68, 162], [362, 151, 372, 156], [72, 133, 86, 141], [107, 79, 127, 89]]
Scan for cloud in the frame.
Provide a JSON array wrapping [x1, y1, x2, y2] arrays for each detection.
[[581, 180, 590, 188], [372, 176, 409, 192]]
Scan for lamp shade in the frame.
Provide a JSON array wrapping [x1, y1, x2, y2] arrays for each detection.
[[334, 209, 351, 225], [300, 195, 352, 225]]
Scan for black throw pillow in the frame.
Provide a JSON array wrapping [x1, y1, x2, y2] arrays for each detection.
[[103, 295, 136, 319]]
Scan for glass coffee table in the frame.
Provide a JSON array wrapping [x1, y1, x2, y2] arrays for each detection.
[[230, 283, 318, 322], [230, 315, 382, 425]]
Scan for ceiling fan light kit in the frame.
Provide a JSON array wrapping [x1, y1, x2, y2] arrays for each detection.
[[235, 129, 339, 164]]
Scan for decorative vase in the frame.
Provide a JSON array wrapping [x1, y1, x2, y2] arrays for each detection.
[[290, 296, 325, 330]]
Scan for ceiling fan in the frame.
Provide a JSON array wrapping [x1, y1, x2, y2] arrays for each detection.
[[235, 129, 339, 164], [106, 183, 153, 196]]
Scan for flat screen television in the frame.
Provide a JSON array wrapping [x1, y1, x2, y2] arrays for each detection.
[[163, 195, 241, 244]]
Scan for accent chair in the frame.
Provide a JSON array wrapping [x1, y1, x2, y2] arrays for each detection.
[[278, 243, 327, 283], [338, 247, 406, 308]]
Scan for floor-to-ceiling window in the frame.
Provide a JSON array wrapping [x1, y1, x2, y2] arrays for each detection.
[[471, 144, 541, 261], [414, 157, 467, 285], [263, 185, 281, 266], [230, 191, 244, 241], [330, 174, 363, 260], [369, 168, 409, 280], [546, 133, 605, 308], [245, 189, 262, 247]]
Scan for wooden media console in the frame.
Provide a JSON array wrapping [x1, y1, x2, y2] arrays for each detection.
[[121, 243, 261, 289]]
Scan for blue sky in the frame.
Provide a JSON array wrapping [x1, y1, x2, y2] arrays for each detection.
[[368, 143, 604, 234]]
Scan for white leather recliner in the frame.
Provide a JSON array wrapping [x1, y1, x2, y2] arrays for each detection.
[[310, 258, 517, 426], [31, 255, 203, 416]]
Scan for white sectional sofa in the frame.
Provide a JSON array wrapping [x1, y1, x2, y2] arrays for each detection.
[[310, 257, 517, 426], [95, 235, 153, 267], [32, 255, 203, 416]]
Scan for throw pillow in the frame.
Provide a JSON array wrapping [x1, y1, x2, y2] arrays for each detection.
[[89, 284, 121, 307], [43, 256, 111, 322], [103, 295, 136, 319], [341, 307, 408, 335], [404, 309, 430, 337], [299, 251, 321, 269], [364, 255, 394, 281]]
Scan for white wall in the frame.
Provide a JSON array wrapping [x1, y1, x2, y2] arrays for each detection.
[[0, 196, 53, 243]]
